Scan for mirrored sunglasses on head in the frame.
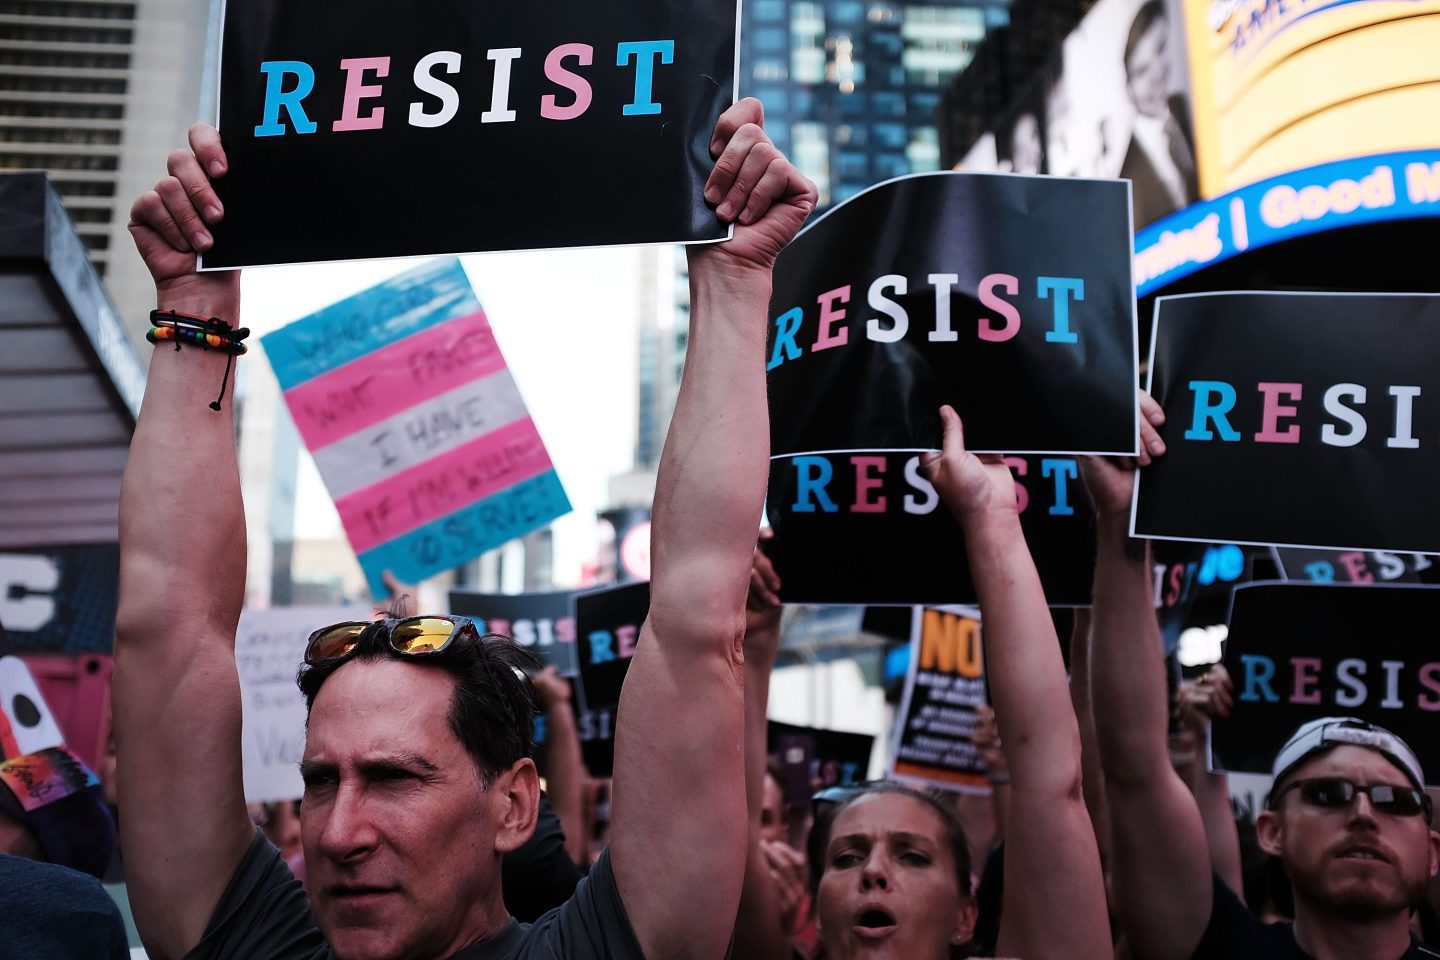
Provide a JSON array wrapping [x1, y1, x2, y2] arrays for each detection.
[[304, 615, 480, 665]]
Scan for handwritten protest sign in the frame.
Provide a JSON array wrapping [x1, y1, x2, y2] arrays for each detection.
[[768, 720, 875, 809], [263, 259, 570, 597], [890, 606, 990, 792], [573, 581, 649, 715], [202, 0, 736, 268], [767, 453, 1095, 605], [1211, 583, 1440, 785], [449, 589, 578, 675], [1134, 292, 1440, 552], [236, 606, 361, 804], [766, 172, 1139, 458]]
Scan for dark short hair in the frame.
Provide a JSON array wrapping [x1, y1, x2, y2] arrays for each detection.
[[1124, 0, 1168, 68], [296, 618, 539, 786], [808, 781, 973, 899]]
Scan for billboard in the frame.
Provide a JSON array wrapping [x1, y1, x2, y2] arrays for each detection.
[[1184, 0, 1440, 197], [962, 0, 1198, 229], [1133, 147, 1440, 295]]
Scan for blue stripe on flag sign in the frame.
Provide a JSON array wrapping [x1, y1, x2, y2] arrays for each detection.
[[263, 258, 478, 391]]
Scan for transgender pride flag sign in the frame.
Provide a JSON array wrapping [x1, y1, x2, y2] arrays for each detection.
[[262, 258, 570, 596]]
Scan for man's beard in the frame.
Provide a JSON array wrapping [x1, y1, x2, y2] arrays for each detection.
[[1288, 858, 1428, 922]]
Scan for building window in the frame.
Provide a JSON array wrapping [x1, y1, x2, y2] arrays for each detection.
[[792, 122, 831, 207], [900, 5, 985, 86], [791, 2, 826, 84]]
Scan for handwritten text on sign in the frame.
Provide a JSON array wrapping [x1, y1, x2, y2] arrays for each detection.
[[263, 259, 571, 596], [236, 607, 362, 804]]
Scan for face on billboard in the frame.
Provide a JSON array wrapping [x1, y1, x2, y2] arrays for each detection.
[[1125, 14, 1173, 118], [1009, 112, 1044, 174]]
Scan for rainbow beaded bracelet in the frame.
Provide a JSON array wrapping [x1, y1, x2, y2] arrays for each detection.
[[147, 309, 251, 411]]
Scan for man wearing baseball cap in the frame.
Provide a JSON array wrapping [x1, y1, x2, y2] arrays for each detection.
[[1083, 458, 1440, 960]]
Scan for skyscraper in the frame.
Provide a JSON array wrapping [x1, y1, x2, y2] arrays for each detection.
[[739, 0, 1009, 208], [0, 0, 217, 336]]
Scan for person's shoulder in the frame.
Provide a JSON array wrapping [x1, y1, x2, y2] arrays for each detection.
[[1, 852, 116, 905], [506, 849, 644, 959]]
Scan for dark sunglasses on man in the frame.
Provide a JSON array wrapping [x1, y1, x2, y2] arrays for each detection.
[[304, 615, 480, 665], [1268, 776, 1434, 820]]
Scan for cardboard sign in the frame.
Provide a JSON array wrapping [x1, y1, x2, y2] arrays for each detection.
[[572, 581, 650, 715], [1211, 583, 1440, 786], [890, 607, 990, 792], [766, 453, 1096, 606], [203, 0, 737, 267], [263, 259, 570, 597], [235, 606, 363, 804], [1134, 292, 1440, 553], [766, 172, 1139, 458], [767, 720, 876, 809], [0, 544, 118, 655], [449, 590, 578, 675]]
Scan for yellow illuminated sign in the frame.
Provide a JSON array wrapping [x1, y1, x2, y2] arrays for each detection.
[[1184, 0, 1440, 196]]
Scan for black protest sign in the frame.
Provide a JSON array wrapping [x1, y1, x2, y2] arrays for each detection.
[[1134, 293, 1440, 552], [573, 581, 649, 715], [204, 0, 735, 268], [767, 720, 876, 810], [531, 683, 619, 778], [0, 545, 119, 655], [767, 453, 1095, 605], [448, 590, 577, 675], [1152, 542, 1265, 651], [1274, 549, 1440, 587], [1212, 582, 1440, 785], [572, 687, 618, 778], [766, 172, 1138, 457], [890, 607, 990, 792]]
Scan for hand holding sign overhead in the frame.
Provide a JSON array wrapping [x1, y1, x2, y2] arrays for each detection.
[[922, 405, 1019, 521], [697, 99, 819, 276], [127, 124, 235, 310]]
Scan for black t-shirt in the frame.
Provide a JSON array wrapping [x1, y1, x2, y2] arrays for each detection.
[[0, 853, 130, 960], [503, 793, 584, 922], [186, 830, 643, 960], [1193, 874, 1440, 960]]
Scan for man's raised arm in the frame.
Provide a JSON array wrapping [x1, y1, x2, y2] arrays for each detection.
[[1082, 403, 1215, 960], [112, 126, 255, 960], [609, 98, 816, 960]]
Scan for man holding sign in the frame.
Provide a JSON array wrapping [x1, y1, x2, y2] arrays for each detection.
[[113, 98, 815, 960], [1087, 445, 1440, 960]]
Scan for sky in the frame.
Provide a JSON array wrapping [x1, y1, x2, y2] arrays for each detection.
[[237, 246, 655, 587]]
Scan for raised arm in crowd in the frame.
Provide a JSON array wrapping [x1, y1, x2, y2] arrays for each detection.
[[112, 98, 816, 960]]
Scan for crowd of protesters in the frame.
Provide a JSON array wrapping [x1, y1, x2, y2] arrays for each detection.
[[2, 99, 1438, 960]]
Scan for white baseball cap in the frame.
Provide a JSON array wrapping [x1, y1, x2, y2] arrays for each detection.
[[1271, 717, 1425, 792]]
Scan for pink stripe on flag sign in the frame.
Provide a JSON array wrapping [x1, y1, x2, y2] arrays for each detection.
[[336, 417, 555, 553], [283, 309, 508, 451]]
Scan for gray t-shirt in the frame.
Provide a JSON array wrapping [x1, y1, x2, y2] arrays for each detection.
[[186, 830, 644, 960]]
